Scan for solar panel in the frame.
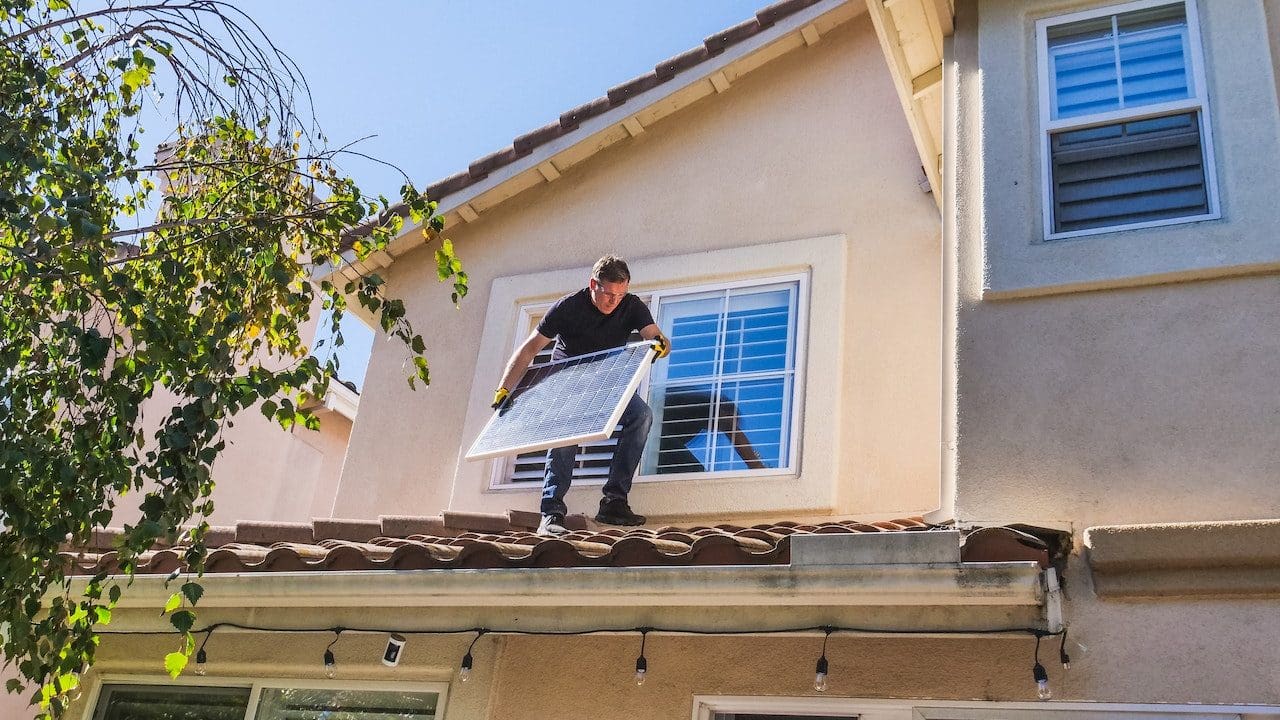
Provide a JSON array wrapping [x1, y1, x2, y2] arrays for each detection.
[[465, 341, 657, 460]]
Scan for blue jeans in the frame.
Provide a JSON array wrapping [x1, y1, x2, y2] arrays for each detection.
[[541, 394, 653, 516]]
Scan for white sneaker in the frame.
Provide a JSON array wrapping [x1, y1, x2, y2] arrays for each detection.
[[536, 513, 569, 537]]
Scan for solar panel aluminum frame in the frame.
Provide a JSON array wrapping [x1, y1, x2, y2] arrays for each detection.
[[465, 341, 658, 461]]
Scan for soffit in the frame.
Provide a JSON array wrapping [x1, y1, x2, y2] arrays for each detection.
[[865, 0, 951, 203]]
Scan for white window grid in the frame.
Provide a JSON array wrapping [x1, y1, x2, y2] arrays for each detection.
[[82, 675, 451, 720], [1035, 0, 1220, 241], [488, 272, 808, 491]]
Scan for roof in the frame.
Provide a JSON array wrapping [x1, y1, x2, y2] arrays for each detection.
[[62, 512, 1052, 575], [337, 0, 850, 253]]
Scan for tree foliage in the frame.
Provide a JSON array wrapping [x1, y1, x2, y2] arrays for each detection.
[[0, 1, 465, 715]]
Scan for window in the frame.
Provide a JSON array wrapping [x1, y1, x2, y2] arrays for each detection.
[[642, 279, 800, 477], [494, 275, 803, 487], [1037, 0, 1217, 239], [92, 682, 444, 720]]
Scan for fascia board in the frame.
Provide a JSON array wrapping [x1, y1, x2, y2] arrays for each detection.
[[321, 381, 359, 420]]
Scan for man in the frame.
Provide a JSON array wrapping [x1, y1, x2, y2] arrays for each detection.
[[492, 255, 669, 537]]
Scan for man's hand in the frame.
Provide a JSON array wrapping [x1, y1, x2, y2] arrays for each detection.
[[491, 387, 511, 410], [651, 334, 670, 361]]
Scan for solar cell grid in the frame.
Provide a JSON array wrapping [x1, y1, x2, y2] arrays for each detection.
[[465, 342, 656, 460]]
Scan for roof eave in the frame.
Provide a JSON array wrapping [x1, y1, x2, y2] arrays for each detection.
[[77, 533, 1047, 634], [318, 0, 863, 287]]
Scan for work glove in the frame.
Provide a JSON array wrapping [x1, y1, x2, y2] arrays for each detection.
[[491, 387, 511, 410], [651, 334, 670, 361]]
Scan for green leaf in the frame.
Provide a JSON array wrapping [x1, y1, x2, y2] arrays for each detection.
[[169, 609, 196, 633], [180, 582, 203, 606], [121, 67, 150, 93], [163, 592, 182, 614], [164, 651, 188, 678]]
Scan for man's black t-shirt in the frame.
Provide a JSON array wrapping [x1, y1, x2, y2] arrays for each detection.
[[537, 288, 655, 361]]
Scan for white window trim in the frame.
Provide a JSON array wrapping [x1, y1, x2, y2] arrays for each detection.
[[1035, 0, 1220, 242], [693, 695, 1280, 720], [81, 674, 451, 720], [487, 271, 809, 491]]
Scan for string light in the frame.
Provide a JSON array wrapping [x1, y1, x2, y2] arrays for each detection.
[[459, 629, 486, 683], [813, 626, 832, 692], [1033, 633, 1051, 700], [95, 620, 1063, 692], [634, 628, 650, 686], [323, 628, 343, 679], [194, 631, 211, 676], [1058, 628, 1071, 671]]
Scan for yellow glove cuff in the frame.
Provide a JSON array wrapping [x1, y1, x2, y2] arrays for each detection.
[[491, 387, 511, 409], [652, 335, 670, 360]]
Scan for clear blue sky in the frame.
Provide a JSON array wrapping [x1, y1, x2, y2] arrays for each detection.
[[225, 0, 766, 389]]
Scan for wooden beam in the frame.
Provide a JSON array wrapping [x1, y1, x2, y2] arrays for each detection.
[[866, 0, 942, 205], [708, 71, 731, 94], [924, 0, 954, 37], [621, 116, 645, 138], [537, 161, 561, 182], [800, 23, 821, 46], [911, 63, 943, 99], [457, 203, 479, 223]]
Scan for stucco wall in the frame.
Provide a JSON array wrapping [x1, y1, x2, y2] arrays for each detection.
[[948, 0, 1280, 526], [115, 297, 354, 527], [72, 612, 1280, 719], [335, 13, 943, 522], [972, 0, 1280, 297]]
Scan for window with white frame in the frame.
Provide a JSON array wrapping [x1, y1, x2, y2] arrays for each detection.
[[494, 276, 803, 487], [1037, 0, 1217, 239], [91, 682, 444, 720], [641, 279, 800, 478]]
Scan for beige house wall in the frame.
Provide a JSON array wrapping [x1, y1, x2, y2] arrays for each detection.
[[335, 13, 944, 522], [938, 0, 1280, 707], [948, 0, 1280, 527], [114, 298, 353, 527], [71, 606, 1280, 719]]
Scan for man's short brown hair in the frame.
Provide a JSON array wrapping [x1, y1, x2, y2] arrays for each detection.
[[592, 255, 631, 284]]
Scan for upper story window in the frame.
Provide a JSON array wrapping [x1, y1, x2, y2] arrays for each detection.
[[495, 274, 804, 488], [642, 279, 800, 477], [1037, 0, 1218, 239]]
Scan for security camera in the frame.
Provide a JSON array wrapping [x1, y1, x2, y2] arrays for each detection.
[[382, 633, 406, 667]]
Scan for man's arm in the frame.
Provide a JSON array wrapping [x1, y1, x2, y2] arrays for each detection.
[[639, 323, 670, 359], [495, 331, 553, 403]]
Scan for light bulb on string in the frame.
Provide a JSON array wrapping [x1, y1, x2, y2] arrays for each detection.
[[459, 629, 486, 683], [194, 630, 211, 676], [1032, 634, 1051, 700], [813, 627, 833, 693], [323, 628, 343, 679], [1058, 629, 1071, 671], [634, 628, 650, 687]]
